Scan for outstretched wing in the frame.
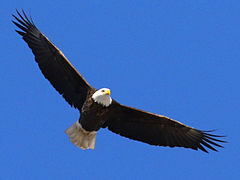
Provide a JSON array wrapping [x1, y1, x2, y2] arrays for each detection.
[[12, 10, 95, 111], [105, 101, 226, 153]]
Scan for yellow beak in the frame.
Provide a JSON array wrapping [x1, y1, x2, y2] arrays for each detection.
[[105, 89, 111, 95]]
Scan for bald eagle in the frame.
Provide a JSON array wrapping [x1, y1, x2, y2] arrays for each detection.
[[12, 10, 226, 153]]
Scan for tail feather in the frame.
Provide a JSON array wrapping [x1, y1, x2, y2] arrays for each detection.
[[65, 121, 97, 150]]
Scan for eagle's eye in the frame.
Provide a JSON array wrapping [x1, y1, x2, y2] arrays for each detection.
[[101, 89, 105, 92]]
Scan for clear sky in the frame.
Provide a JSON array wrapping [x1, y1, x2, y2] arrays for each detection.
[[1, 1, 240, 180]]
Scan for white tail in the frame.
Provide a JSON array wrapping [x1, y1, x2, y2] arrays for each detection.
[[65, 121, 97, 150]]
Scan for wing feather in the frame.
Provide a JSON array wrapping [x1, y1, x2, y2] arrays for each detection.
[[105, 102, 226, 153], [12, 10, 95, 110]]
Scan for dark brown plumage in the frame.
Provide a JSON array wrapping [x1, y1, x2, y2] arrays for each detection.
[[13, 9, 226, 153], [105, 103, 225, 153], [12, 10, 95, 110]]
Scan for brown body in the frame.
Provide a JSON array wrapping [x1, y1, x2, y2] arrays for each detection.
[[80, 94, 112, 131]]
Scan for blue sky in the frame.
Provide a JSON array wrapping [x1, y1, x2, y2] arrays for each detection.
[[1, 1, 240, 179]]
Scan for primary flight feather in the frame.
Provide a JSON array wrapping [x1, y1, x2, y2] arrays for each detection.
[[12, 10, 226, 153]]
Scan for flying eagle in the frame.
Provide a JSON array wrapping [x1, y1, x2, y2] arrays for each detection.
[[12, 10, 226, 153]]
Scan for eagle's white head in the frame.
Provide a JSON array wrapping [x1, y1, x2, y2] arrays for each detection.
[[92, 88, 112, 107]]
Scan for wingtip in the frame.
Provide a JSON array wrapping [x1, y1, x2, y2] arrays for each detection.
[[201, 130, 227, 153], [15, 30, 25, 36], [14, 8, 19, 14], [198, 144, 209, 153]]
